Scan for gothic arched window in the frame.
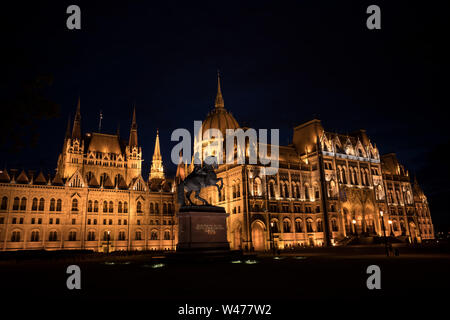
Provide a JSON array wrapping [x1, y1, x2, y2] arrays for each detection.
[[38, 198, 45, 211], [253, 177, 262, 196], [283, 220, 291, 233], [1, 196, 7, 210], [342, 166, 347, 184], [270, 220, 279, 233], [284, 183, 289, 198], [20, 197, 27, 211], [295, 219, 303, 232], [30, 231, 40, 242], [316, 219, 323, 232], [136, 201, 142, 213], [269, 181, 275, 198], [72, 199, 78, 211], [13, 197, 19, 210], [50, 198, 56, 211], [314, 185, 320, 199], [306, 219, 313, 232], [304, 184, 310, 200], [11, 231, 21, 242], [31, 198, 38, 211], [331, 219, 338, 231]]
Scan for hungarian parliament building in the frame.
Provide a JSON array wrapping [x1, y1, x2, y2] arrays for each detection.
[[0, 79, 434, 252]]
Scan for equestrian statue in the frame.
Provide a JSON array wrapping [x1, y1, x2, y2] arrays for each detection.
[[177, 155, 223, 206]]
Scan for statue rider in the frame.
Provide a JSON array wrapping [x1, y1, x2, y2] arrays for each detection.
[[193, 152, 208, 177]]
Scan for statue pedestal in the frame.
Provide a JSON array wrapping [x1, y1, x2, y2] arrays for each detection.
[[177, 206, 230, 251]]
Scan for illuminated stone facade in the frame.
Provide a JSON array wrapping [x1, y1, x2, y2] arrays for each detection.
[[0, 100, 176, 252], [187, 78, 434, 250], [0, 82, 434, 252]]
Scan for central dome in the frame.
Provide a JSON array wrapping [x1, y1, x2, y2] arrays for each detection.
[[201, 74, 239, 137], [202, 108, 239, 136]]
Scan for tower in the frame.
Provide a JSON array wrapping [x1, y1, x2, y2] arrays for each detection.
[[215, 71, 225, 109], [57, 97, 84, 179], [125, 106, 142, 184], [149, 130, 165, 180]]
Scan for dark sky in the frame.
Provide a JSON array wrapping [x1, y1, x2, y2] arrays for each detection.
[[1, 1, 447, 230]]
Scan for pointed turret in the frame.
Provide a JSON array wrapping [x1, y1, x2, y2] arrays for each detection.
[[128, 106, 138, 147], [149, 130, 164, 180], [72, 97, 82, 139], [215, 71, 225, 109]]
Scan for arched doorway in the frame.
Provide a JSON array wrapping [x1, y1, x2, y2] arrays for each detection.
[[251, 221, 266, 251]]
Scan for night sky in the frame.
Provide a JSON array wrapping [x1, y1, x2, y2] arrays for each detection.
[[1, 1, 447, 230]]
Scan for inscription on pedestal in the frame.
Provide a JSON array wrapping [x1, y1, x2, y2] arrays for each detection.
[[177, 206, 230, 251]]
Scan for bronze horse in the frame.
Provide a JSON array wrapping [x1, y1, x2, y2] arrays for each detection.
[[177, 156, 223, 206]]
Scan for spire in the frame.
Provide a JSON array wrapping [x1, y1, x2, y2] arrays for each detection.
[[215, 71, 224, 109], [65, 115, 71, 139], [153, 129, 161, 160], [128, 105, 138, 147], [149, 130, 164, 180], [71, 97, 82, 139]]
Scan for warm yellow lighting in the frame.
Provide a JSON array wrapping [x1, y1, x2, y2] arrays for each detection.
[[379, 210, 383, 217], [388, 220, 392, 224], [352, 219, 356, 224]]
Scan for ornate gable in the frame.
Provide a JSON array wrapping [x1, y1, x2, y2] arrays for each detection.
[[131, 175, 147, 192], [355, 140, 367, 158], [67, 169, 85, 188]]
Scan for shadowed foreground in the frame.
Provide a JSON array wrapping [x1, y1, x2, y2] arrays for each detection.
[[1, 246, 448, 316]]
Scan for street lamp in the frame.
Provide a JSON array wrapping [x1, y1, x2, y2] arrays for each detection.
[[270, 221, 275, 255], [352, 219, 357, 237], [388, 219, 393, 235], [379, 210, 389, 257], [106, 230, 111, 254]]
